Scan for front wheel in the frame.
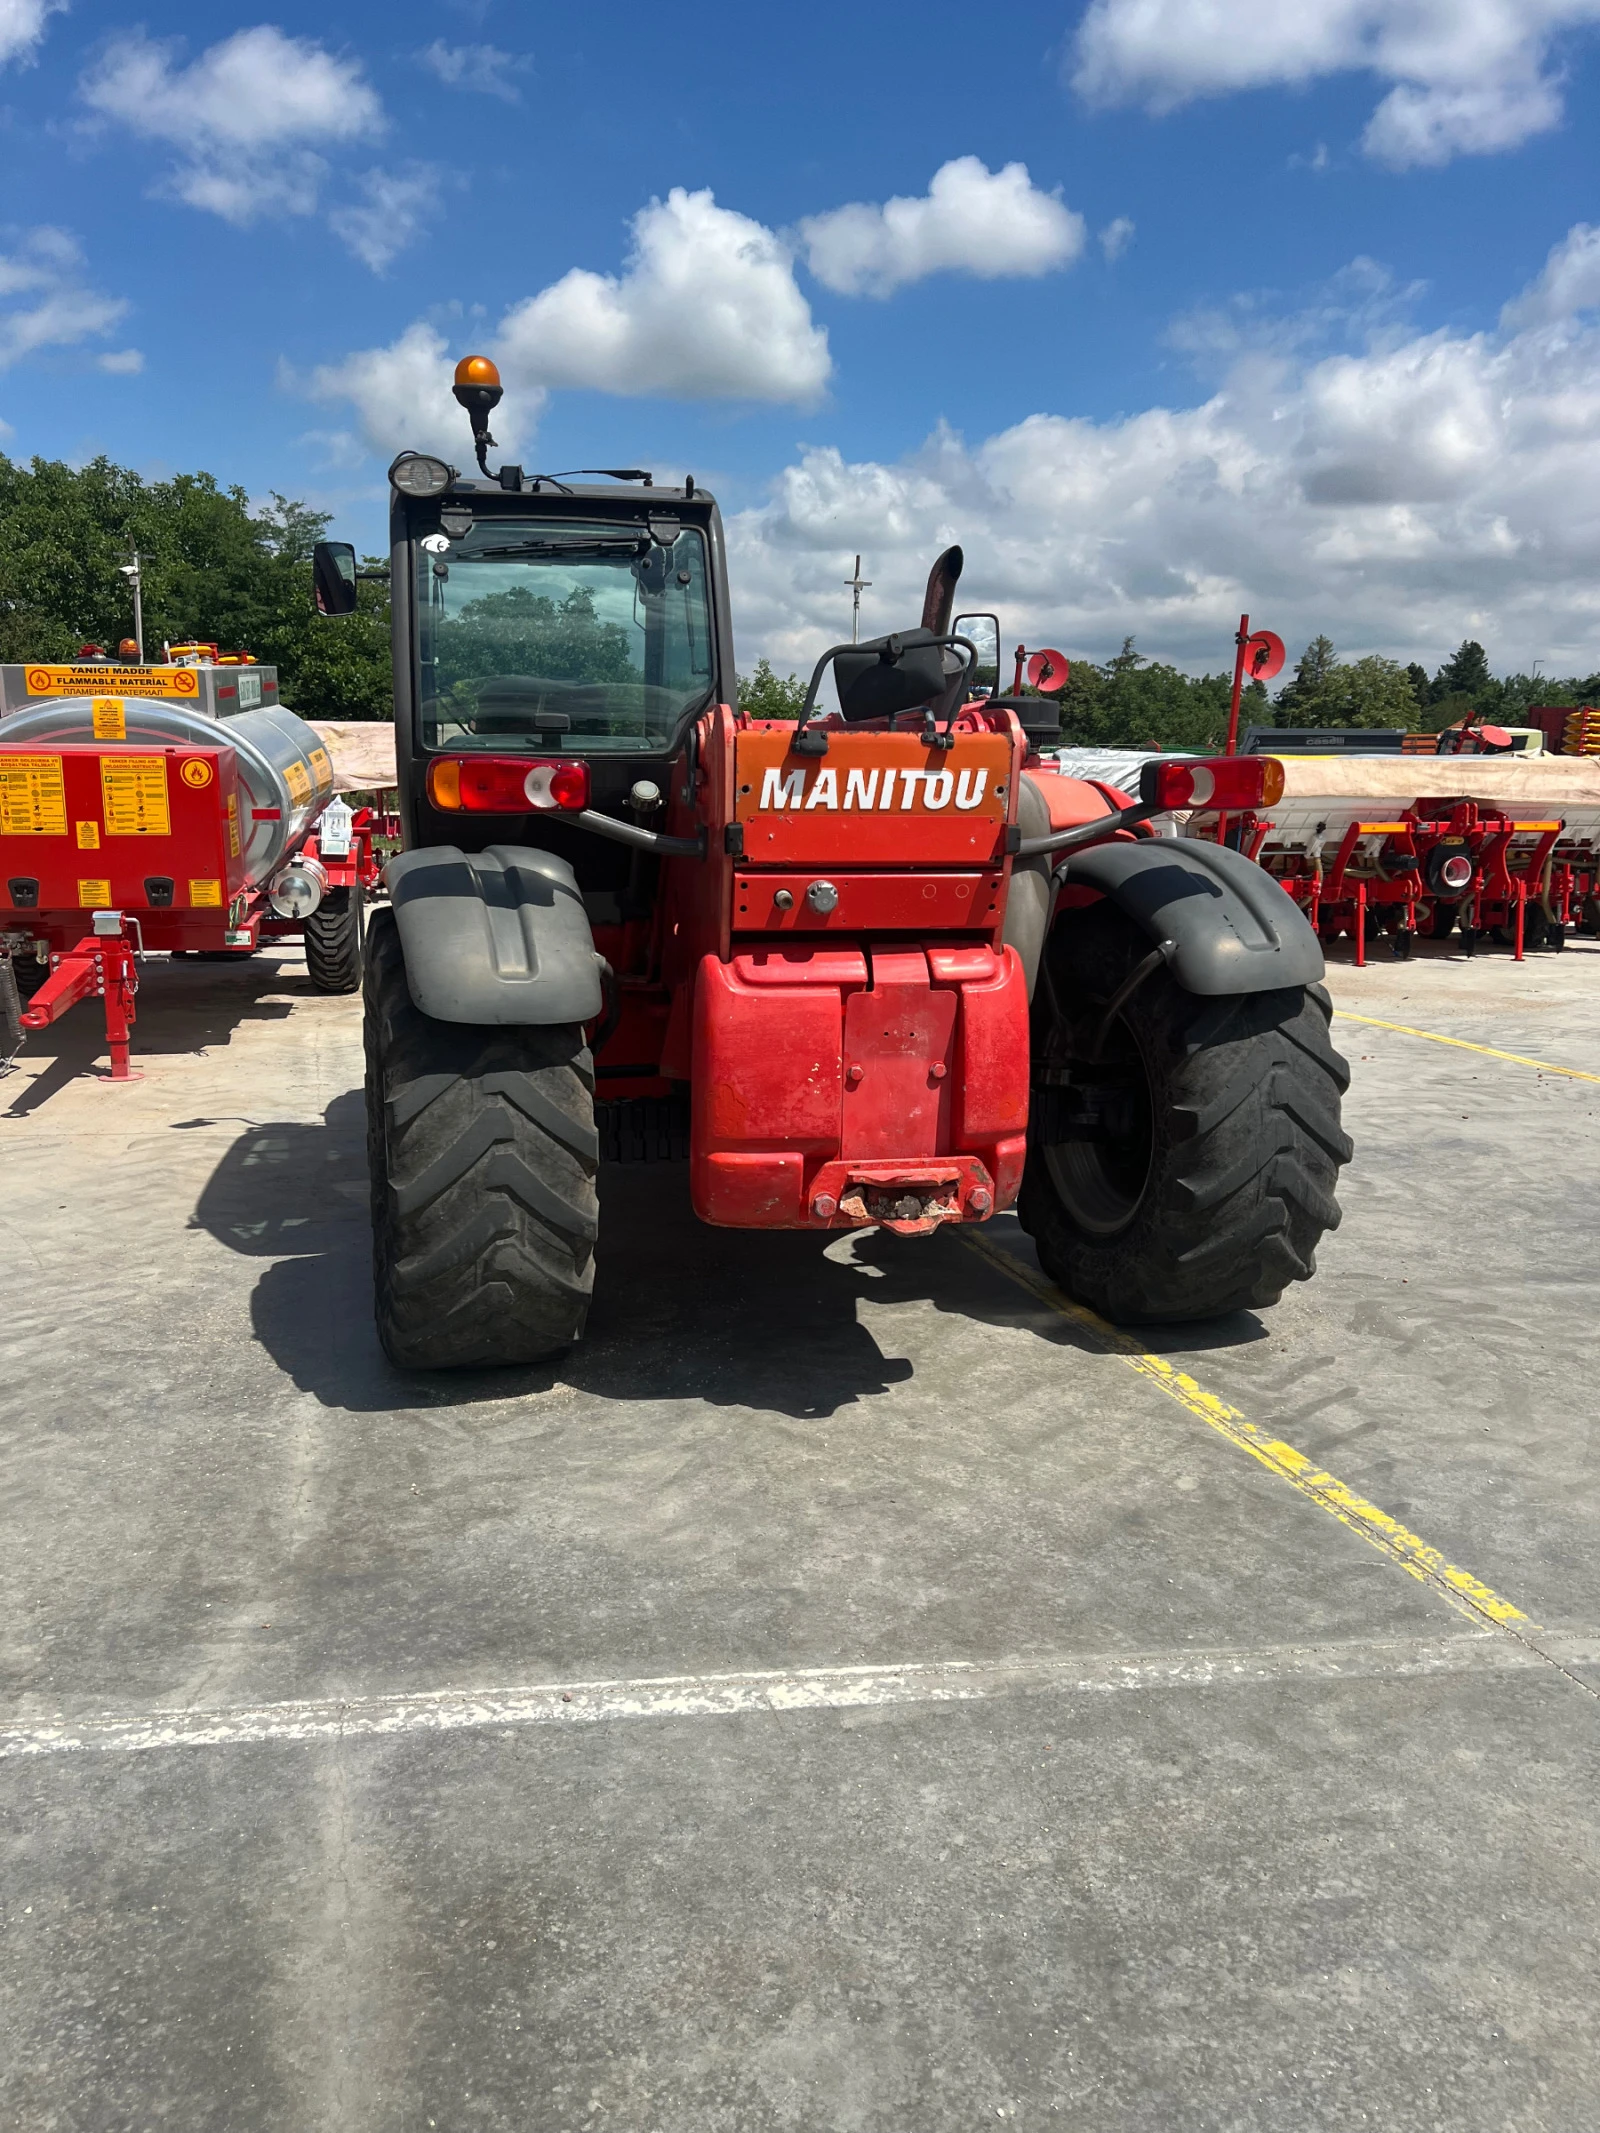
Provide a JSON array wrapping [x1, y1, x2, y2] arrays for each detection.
[[1018, 905, 1353, 1322], [365, 908, 599, 1368]]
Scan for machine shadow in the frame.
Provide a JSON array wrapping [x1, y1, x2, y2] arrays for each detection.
[[1, 953, 302, 1116], [191, 1096, 1267, 1414], [192, 1097, 915, 1418]]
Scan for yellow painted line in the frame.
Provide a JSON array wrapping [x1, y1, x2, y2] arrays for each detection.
[[959, 1230, 1531, 1636], [1334, 1010, 1600, 1085]]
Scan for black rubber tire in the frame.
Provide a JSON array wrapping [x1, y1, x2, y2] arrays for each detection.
[[1425, 901, 1457, 940], [304, 885, 362, 994], [1491, 907, 1549, 952], [0, 954, 22, 1059], [364, 907, 599, 1368], [1018, 904, 1353, 1323]]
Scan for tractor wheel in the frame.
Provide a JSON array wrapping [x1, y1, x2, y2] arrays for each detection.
[[304, 884, 363, 994], [1018, 903, 1353, 1323], [364, 907, 599, 1369], [1425, 902, 1457, 940], [1581, 896, 1600, 939]]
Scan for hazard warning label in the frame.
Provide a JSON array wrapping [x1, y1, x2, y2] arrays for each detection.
[[78, 879, 112, 908], [100, 755, 171, 837], [189, 879, 222, 907], [0, 754, 68, 835], [92, 699, 126, 740], [24, 664, 200, 699]]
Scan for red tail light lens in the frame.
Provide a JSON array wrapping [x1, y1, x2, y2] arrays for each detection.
[[427, 757, 591, 813], [1139, 755, 1286, 810]]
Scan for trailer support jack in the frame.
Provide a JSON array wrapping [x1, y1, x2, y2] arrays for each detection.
[[20, 914, 142, 1079]]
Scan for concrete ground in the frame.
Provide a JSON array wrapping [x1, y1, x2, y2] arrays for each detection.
[[2, 929, 1598, 2131]]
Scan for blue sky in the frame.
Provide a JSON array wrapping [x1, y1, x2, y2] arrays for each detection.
[[4, 0, 1600, 678]]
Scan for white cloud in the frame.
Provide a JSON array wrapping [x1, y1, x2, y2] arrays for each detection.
[[79, 26, 384, 224], [96, 348, 144, 375], [300, 322, 542, 463], [0, 0, 61, 69], [1099, 216, 1135, 263], [1501, 223, 1600, 330], [497, 187, 829, 402], [306, 187, 828, 456], [329, 165, 444, 273], [0, 228, 128, 369], [1071, 0, 1600, 167], [797, 157, 1084, 297], [725, 228, 1600, 682], [418, 40, 531, 102]]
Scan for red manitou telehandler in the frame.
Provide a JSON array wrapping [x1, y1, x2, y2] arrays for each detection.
[[311, 356, 1350, 1368]]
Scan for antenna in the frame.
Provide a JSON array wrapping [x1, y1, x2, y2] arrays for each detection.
[[845, 553, 871, 643]]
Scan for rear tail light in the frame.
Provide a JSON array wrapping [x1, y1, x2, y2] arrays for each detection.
[[1139, 755, 1286, 810], [427, 757, 591, 813]]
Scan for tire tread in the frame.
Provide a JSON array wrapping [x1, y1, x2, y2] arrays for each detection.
[[365, 908, 597, 1367]]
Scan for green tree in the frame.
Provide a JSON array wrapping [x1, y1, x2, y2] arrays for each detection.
[[1431, 639, 1494, 704], [0, 453, 393, 717], [1274, 635, 1339, 722], [1275, 638, 1416, 729], [736, 656, 807, 718], [1053, 636, 1250, 751]]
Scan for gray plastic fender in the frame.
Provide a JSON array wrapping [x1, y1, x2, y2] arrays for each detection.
[[1062, 837, 1325, 994], [385, 844, 604, 1026]]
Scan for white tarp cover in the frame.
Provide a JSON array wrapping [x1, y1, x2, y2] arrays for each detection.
[[309, 720, 398, 792], [1272, 756, 1600, 806]]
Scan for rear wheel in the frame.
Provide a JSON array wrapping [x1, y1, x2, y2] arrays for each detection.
[[304, 884, 362, 993], [365, 908, 599, 1368], [1018, 904, 1353, 1322]]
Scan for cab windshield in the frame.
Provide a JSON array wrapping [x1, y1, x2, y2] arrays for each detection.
[[417, 519, 715, 753]]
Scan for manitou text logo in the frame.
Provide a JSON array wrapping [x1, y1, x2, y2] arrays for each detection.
[[759, 765, 991, 812]]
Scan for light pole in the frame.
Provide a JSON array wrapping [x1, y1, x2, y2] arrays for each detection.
[[118, 552, 144, 661], [844, 553, 871, 643]]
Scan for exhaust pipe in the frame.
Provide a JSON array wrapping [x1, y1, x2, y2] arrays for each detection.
[[920, 545, 964, 635]]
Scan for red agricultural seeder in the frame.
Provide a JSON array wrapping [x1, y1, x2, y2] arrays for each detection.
[[1189, 794, 1571, 962]]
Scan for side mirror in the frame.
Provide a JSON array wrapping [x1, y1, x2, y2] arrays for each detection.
[[313, 541, 359, 618], [953, 612, 1000, 695]]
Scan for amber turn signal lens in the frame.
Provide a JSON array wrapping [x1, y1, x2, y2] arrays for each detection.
[[453, 354, 501, 390], [427, 758, 462, 809]]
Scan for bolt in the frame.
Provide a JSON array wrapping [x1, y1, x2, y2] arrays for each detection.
[[811, 1193, 838, 1221], [929, 1061, 946, 1080], [805, 879, 839, 914], [969, 1187, 993, 1214], [847, 1063, 864, 1084], [773, 889, 794, 910]]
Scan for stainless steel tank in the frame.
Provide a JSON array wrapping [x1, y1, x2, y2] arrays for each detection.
[[0, 697, 335, 878]]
